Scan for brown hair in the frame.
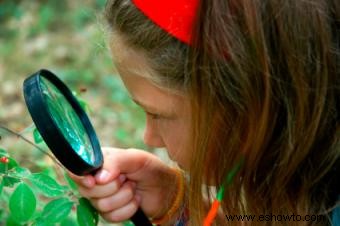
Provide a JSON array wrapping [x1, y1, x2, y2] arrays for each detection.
[[105, 0, 340, 225]]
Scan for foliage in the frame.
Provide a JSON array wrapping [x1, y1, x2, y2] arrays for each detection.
[[0, 130, 99, 225], [0, 108, 137, 225]]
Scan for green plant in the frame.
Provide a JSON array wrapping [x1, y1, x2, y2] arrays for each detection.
[[0, 89, 140, 226], [0, 126, 99, 226]]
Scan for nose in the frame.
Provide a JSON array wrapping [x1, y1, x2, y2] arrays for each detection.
[[143, 117, 165, 148]]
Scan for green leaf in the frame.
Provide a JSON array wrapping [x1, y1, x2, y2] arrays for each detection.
[[123, 221, 135, 226], [0, 178, 3, 195], [60, 216, 77, 226], [64, 171, 78, 191], [77, 97, 90, 113], [40, 198, 73, 223], [5, 216, 22, 226], [77, 197, 98, 226], [3, 176, 21, 187], [33, 128, 44, 144], [72, 91, 79, 97], [0, 162, 6, 173], [37, 161, 58, 179], [0, 157, 18, 174], [9, 183, 36, 223], [7, 167, 31, 178], [7, 157, 19, 169], [0, 210, 4, 224], [32, 219, 53, 226], [28, 173, 67, 197]]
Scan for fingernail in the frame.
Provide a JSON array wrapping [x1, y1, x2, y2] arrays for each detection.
[[83, 177, 93, 187], [119, 174, 126, 183], [135, 194, 142, 204], [97, 169, 110, 182]]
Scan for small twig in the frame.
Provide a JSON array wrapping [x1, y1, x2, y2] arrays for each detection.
[[0, 124, 64, 168], [18, 123, 35, 135]]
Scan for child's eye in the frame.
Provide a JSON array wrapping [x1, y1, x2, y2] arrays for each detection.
[[146, 112, 161, 120]]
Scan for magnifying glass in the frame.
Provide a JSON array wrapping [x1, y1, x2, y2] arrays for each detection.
[[23, 69, 152, 226]]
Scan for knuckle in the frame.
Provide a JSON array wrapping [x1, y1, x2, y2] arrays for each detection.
[[111, 180, 120, 191], [107, 212, 123, 222], [125, 185, 134, 198], [131, 199, 139, 212], [126, 200, 139, 219], [103, 200, 139, 223], [96, 198, 111, 212], [77, 187, 90, 197]]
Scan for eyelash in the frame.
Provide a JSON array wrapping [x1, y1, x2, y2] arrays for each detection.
[[146, 112, 161, 120]]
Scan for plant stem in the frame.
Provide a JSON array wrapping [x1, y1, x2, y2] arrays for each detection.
[[0, 125, 64, 168]]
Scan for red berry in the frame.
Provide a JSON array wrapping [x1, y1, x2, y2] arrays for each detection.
[[0, 156, 9, 164]]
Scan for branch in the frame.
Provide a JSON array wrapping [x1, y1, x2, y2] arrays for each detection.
[[0, 125, 64, 168]]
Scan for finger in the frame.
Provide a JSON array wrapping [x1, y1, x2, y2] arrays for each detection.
[[67, 171, 95, 188], [93, 147, 125, 184], [91, 181, 137, 212], [78, 178, 122, 198], [94, 168, 120, 185], [100, 147, 154, 180], [100, 197, 140, 223]]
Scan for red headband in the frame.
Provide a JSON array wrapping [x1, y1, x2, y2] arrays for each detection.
[[132, 0, 199, 45]]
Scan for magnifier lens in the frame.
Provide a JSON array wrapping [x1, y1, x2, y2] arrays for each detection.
[[40, 77, 95, 165], [24, 69, 151, 226]]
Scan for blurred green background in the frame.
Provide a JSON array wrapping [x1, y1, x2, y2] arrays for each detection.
[[0, 0, 164, 225], [0, 0, 148, 148]]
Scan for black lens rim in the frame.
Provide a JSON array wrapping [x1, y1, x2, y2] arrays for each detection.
[[23, 69, 103, 175]]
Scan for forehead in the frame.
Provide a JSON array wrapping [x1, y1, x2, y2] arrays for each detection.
[[110, 34, 153, 78], [110, 34, 189, 116], [110, 33, 186, 93]]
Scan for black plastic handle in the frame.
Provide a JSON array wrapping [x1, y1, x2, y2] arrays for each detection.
[[130, 208, 153, 226]]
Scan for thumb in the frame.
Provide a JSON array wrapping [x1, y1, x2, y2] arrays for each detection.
[[94, 147, 153, 184], [94, 168, 120, 184]]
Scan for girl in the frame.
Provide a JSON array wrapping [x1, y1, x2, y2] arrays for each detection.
[[70, 0, 340, 225]]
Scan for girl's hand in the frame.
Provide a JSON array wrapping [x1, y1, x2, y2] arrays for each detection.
[[69, 147, 178, 223]]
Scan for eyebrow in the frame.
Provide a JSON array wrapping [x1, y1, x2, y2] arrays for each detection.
[[132, 98, 174, 117], [132, 98, 160, 113]]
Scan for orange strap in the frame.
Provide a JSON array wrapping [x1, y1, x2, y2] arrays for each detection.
[[203, 199, 220, 226], [151, 168, 185, 225]]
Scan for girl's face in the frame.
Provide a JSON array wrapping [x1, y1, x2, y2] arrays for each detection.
[[110, 36, 192, 169]]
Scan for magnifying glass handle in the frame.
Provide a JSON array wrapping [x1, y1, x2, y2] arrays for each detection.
[[130, 208, 153, 226]]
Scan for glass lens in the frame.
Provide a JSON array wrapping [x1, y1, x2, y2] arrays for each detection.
[[40, 77, 95, 165]]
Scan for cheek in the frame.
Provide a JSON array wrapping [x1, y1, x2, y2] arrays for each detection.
[[157, 119, 191, 167]]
